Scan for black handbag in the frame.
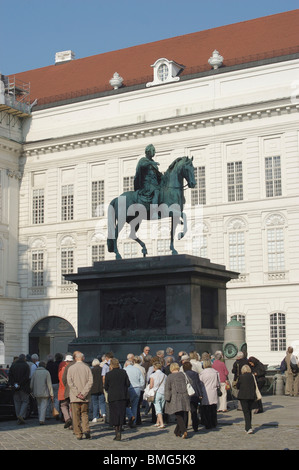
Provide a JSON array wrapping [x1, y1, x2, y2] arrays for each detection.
[[217, 376, 222, 397]]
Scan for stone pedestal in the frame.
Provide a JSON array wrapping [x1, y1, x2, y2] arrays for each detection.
[[66, 255, 238, 362]]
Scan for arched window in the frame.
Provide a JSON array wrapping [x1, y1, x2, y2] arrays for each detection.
[[265, 214, 285, 274], [270, 312, 286, 351], [90, 232, 106, 263], [60, 236, 76, 285], [227, 218, 247, 274], [191, 222, 209, 258]]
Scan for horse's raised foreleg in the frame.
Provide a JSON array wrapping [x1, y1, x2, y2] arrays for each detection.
[[113, 222, 122, 259]]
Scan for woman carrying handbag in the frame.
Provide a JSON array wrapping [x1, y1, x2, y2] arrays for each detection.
[[149, 362, 166, 428], [164, 362, 190, 438], [248, 356, 266, 413]]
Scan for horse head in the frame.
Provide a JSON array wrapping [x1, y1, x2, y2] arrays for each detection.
[[180, 156, 196, 189], [162, 156, 196, 189]]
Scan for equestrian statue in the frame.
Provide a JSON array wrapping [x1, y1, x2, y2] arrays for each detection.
[[107, 144, 196, 259]]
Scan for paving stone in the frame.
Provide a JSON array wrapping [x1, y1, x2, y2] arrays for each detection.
[[0, 396, 297, 454]]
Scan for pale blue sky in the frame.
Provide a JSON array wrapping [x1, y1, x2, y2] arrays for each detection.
[[1, 0, 298, 75]]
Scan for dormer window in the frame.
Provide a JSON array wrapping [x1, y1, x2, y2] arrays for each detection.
[[146, 58, 184, 87], [157, 63, 169, 82]]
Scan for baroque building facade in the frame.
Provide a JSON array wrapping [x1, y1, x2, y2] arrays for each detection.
[[0, 10, 299, 365]]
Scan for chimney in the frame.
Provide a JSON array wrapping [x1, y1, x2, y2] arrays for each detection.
[[55, 50, 75, 65]]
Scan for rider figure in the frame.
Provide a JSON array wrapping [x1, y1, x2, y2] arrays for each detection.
[[134, 144, 162, 207]]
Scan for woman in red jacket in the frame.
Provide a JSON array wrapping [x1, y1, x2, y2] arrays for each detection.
[[58, 354, 73, 428]]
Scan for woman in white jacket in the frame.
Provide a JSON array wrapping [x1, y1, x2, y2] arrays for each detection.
[[30, 361, 54, 424], [199, 359, 220, 429]]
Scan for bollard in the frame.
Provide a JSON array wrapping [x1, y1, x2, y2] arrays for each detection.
[[274, 373, 285, 395]]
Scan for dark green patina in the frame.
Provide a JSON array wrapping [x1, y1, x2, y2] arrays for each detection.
[[107, 144, 196, 259]]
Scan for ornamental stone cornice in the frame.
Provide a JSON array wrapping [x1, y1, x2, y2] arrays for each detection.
[[22, 100, 299, 157], [0, 139, 23, 155]]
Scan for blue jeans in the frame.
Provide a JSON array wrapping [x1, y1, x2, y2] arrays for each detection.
[[154, 392, 165, 416], [126, 386, 141, 423], [99, 393, 106, 416], [91, 393, 106, 419]]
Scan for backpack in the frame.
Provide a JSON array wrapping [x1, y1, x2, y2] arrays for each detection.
[[280, 358, 287, 372], [290, 360, 299, 374]]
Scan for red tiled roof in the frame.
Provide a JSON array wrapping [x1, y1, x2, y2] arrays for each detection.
[[12, 10, 299, 106]]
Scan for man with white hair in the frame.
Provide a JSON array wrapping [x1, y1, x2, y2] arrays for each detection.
[[164, 347, 174, 366], [139, 346, 150, 364], [30, 354, 39, 377], [67, 351, 93, 440]]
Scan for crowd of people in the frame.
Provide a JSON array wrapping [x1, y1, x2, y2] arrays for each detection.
[[6, 345, 298, 440]]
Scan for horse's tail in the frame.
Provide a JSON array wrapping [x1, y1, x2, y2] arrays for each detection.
[[107, 198, 117, 252]]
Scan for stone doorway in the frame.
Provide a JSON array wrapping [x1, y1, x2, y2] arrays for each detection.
[[29, 316, 76, 361]]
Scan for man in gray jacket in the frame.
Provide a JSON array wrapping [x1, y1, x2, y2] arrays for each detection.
[[67, 351, 93, 440], [30, 361, 53, 425]]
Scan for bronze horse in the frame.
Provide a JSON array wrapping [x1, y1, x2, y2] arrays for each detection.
[[107, 156, 196, 259]]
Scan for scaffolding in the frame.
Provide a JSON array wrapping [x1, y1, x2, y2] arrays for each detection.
[[0, 74, 32, 117]]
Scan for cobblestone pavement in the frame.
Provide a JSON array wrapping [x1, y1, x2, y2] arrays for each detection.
[[0, 395, 298, 456]]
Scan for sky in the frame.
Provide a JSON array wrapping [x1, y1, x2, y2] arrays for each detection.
[[1, 0, 298, 75]]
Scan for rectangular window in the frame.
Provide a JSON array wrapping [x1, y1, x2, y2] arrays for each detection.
[[191, 167, 206, 205], [227, 161, 243, 202], [157, 239, 171, 256], [92, 244, 105, 262], [32, 189, 44, 224], [61, 184, 74, 221], [270, 313, 286, 351], [123, 176, 134, 192], [61, 248, 73, 284], [32, 250, 44, 287], [92, 180, 105, 217], [231, 314, 246, 328], [267, 228, 285, 272], [123, 242, 138, 259], [229, 231, 245, 273], [265, 156, 282, 197]]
